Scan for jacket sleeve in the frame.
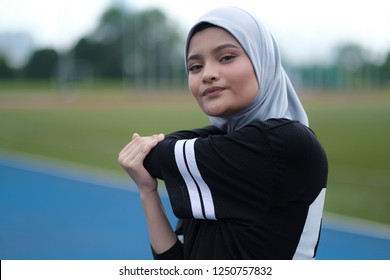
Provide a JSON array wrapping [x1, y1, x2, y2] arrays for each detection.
[[143, 124, 273, 223], [144, 126, 224, 178]]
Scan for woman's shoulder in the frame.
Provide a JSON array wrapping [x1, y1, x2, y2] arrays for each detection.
[[250, 118, 312, 136], [250, 118, 303, 130], [248, 118, 323, 151]]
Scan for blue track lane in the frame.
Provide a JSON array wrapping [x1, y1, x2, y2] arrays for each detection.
[[1, 156, 390, 260]]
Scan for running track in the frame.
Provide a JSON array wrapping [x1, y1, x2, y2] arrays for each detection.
[[1, 154, 390, 260]]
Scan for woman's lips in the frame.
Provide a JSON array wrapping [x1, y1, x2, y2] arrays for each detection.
[[202, 86, 225, 97]]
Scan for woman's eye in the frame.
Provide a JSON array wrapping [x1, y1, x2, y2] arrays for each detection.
[[220, 55, 235, 63], [189, 64, 202, 72]]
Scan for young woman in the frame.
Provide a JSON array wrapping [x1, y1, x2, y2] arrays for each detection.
[[118, 6, 328, 260]]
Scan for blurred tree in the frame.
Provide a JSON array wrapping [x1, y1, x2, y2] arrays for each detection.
[[0, 55, 13, 79], [334, 44, 365, 88], [325, 43, 387, 89], [335, 44, 367, 72], [293, 43, 382, 90], [379, 52, 390, 85], [24, 48, 59, 79], [71, 5, 186, 86]]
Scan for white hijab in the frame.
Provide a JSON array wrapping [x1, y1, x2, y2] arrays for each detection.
[[185, 6, 309, 132]]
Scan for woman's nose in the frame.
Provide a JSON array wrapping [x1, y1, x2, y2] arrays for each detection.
[[202, 64, 219, 83]]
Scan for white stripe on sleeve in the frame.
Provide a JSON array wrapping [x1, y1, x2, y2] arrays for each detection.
[[184, 139, 216, 220], [293, 188, 326, 259], [174, 140, 204, 219], [174, 139, 216, 220]]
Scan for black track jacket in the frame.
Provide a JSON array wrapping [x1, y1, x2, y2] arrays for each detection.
[[144, 118, 328, 259]]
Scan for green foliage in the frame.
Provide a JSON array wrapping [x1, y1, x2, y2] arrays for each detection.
[[380, 52, 390, 85], [23, 48, 59, 79], [0, 55, 13, 79], [288, 43, 390, 89], [70, 6, 186, 83], [0, 5, 187, 85]]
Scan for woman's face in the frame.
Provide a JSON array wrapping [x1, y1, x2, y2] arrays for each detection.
[[187, 27, 259, 117]]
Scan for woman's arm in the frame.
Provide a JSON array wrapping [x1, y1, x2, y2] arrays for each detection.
[[140, 188, 178, 255], [117, 126, 223, 258], [118, 133, 177, 255], [144, 126, 225, 179], [143, 123, 275, 222]]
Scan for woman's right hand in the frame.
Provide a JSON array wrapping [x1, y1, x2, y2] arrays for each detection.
[[118, 133, 165, 196]]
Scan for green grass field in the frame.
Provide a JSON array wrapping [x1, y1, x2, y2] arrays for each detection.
[[1, 84, 390, 225]]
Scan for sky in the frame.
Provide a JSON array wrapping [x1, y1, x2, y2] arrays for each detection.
[[0, 0, 390, 65]]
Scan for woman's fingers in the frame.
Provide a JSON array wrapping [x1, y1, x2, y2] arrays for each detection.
[[118, 133, 164, 169], [118, 133, 165, 191]]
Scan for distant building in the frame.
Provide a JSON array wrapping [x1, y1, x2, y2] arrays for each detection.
[[0, 32, 33, 68]]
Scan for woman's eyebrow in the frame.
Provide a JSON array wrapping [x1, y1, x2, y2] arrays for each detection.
[[187, 54, 201, 63], [211, 43, 239, 55], [187, 43, 239, 63]]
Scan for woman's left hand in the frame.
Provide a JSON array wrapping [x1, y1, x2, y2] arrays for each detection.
[[118, 133, 165, 196]]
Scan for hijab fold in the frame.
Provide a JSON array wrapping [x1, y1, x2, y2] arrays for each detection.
[[185, 7, 309, 132]]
